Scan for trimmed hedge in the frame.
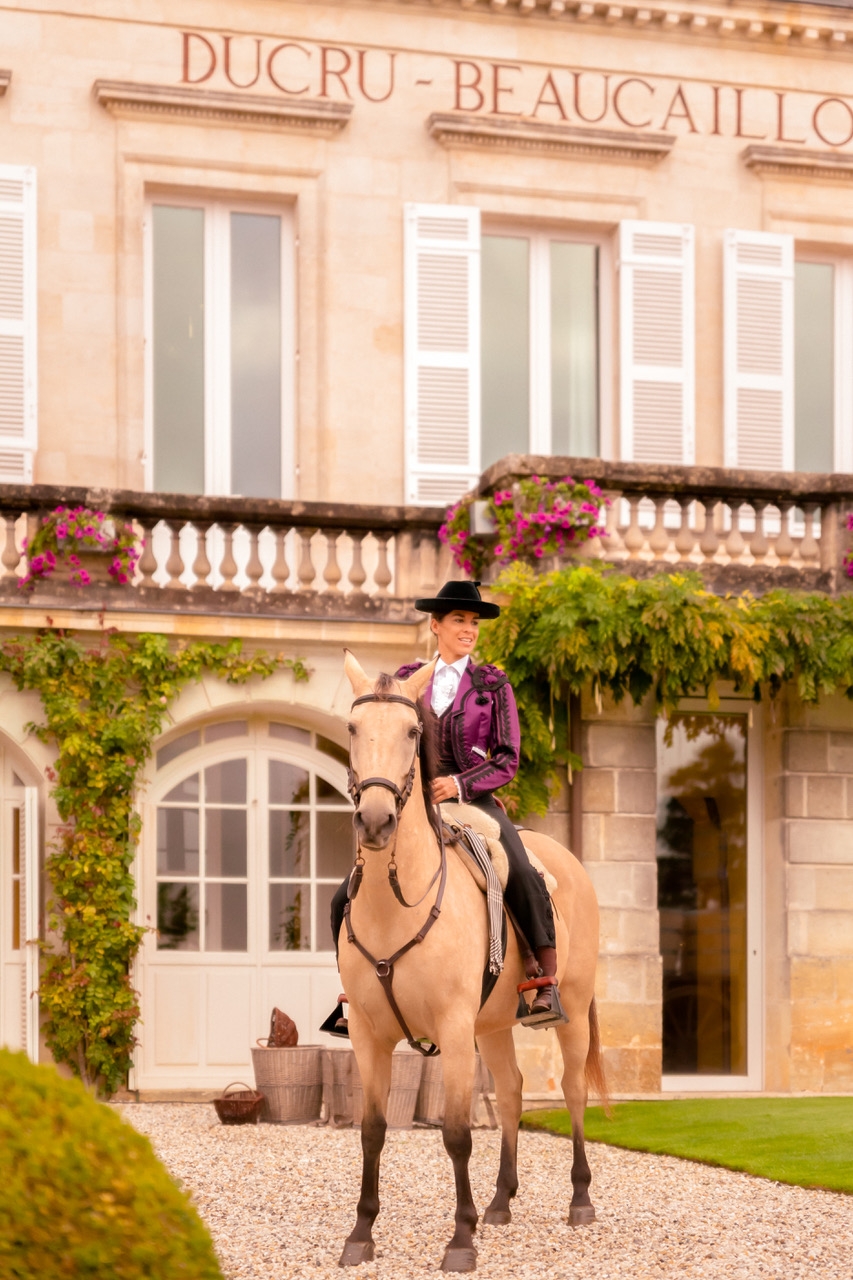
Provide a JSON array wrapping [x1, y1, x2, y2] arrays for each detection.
[[0, 1049, 223, 1279]]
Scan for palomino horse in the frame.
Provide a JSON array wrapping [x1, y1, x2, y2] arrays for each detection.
[[338, 651, 605, 1273]]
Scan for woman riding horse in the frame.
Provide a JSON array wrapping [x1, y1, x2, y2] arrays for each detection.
[[327, 578, 564, 1027]]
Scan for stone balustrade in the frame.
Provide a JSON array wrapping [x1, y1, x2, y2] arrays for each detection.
[[0, 485, 453, 618], [478, 456, 853, 594], [0, 459, 851, 618]]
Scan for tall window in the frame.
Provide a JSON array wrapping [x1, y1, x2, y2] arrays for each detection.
[[794, 259, 841, 474], [147, 201, 295, 499], [481, 231, 600, 470]]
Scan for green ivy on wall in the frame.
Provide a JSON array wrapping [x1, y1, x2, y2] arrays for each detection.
[[0, 629, 308, 1095], [478, 563, 853, 819]]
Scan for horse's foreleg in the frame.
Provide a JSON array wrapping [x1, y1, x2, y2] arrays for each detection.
[[555, 1013, 596, 1227], [339, 1041, 392, 1266], [476, 1028, 523, 1227], [439, 1039, 479, 1273]]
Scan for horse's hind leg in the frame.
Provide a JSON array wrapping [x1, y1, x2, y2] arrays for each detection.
[[339, 1039, 392, 1266], [555, 1011, 596, 1226], [476, 1028, 523, 1227]]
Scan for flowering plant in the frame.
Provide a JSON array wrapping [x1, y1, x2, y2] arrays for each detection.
[[439, 475, 609, 576], [18, 505, 141, 590]]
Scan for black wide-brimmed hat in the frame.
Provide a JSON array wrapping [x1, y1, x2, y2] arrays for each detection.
[[414, 579, 501, 619]]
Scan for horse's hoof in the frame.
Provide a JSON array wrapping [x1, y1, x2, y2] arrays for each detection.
[[568, 1204, 596, 1227], [482, 1208, 512, 1226], [339, 1240, 375, 1266], [440, 1246, 478, 1272]]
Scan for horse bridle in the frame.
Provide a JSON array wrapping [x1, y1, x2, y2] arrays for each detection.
[[343, 691, 447, 1057]]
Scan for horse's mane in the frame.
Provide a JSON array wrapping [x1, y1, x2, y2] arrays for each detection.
[[372, 674, 442, 841]]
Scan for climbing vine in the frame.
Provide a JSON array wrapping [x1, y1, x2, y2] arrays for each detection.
[[478, 562, 853, 818], [0, 630, 308, 1095]]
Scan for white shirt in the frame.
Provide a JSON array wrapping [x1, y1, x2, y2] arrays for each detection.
[[431, 654, 470, 717]]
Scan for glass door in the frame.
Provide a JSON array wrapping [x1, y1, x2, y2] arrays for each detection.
[[656, 707, 763, 1089]]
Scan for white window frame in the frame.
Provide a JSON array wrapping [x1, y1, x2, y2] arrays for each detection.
[[143, 195, 296, 499], [794, 249, 853, 474], [482, 221, 613, 461], [660, 698, 765, 1094]]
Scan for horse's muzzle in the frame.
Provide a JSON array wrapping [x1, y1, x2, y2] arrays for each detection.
[[353, 803, 398, 849]]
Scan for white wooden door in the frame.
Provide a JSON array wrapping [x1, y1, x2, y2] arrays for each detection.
[[1, 786, 38, 1059], [135, 723, 353, 1090]]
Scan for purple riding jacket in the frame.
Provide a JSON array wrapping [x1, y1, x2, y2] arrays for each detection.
[[395, 659, 520, 803]]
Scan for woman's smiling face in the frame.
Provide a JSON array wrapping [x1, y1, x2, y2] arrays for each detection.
[[430, 610, 480, 663]]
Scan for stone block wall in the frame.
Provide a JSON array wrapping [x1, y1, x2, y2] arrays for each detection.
[[580, 694, 662, 1094], [783, 722, 853, 1092]]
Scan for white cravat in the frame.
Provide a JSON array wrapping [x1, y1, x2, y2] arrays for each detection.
[[431, 655, 469, 716]]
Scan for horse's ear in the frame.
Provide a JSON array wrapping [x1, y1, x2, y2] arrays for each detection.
[[399, 657, 437, 703], [343, 649, 373, 698]]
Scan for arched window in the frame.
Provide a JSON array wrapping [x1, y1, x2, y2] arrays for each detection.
[[152, 719, 353, 955]]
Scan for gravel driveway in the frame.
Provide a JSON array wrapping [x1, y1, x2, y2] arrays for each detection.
[[116, 1104, 853, 1280]]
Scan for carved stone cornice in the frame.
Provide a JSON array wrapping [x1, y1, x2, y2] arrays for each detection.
[[0, 72, 11, 98], [742, 143, 853, 179], [93, 81, 353, 134], [411, 1, 853, 55], [428, 111, 675, 161]]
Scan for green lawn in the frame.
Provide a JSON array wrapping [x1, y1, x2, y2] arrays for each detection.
[[521, 1098, 853, 1194]]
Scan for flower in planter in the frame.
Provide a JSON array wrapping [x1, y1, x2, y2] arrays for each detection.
[[439, 476, 610, 576], [18, 505, 142, 591]]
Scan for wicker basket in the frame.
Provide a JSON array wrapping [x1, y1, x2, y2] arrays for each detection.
[[351, 1050, 424, 1129], [213, 1081, 265, 1126], [322, 1047, 356, 1128], [414, 1054, 486, 1127], [251, 1045, 324, 1123]]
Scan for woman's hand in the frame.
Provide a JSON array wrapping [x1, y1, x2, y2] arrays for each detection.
[[431, 776, 459, 804]]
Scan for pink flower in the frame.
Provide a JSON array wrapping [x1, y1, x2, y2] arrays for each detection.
[[30, 555, 44, 573], [55, 523, 68, 539]]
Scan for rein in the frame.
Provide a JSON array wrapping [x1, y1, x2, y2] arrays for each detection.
[[344, 690, 446, 1057]]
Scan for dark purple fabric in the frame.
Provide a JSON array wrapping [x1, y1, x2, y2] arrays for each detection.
[[396, 660, 520, 803]]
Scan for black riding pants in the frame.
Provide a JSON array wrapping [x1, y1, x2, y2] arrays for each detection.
[[329, 794, 555, 956]]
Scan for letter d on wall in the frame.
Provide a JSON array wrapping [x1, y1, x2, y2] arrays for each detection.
[[182, 31, 217, 84]]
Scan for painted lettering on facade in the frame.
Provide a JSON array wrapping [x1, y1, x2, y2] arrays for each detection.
[[181, 30, 853, 150]]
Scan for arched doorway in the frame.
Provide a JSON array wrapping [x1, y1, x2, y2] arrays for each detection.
[[135, 717, 353, 1090]]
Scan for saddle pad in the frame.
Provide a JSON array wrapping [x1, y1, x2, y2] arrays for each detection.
[[439, 802, 557, 894]]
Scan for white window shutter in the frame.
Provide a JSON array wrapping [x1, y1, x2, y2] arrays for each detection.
[[0, 165, 36, 482], [404, 203, 480, 505], [22, 788, 39, 1063], [619, 221, 695, 465], [724, 230, 794, 472]]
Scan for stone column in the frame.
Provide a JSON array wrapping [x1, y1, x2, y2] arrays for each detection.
[[581, 691, 662, 1095], [783, 708, 853, 1092]]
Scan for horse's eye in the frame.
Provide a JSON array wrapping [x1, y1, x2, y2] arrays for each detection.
[[346, 722, 356, 736], [408, 726, 419, 739]]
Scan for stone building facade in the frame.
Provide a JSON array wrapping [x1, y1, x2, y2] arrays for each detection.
[[0, 0, 851, 1097]]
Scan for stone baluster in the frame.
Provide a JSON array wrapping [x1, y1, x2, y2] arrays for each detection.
[[622, 496, 645, 558], [648, 496, 671, 559], [219, 523, 239, 592], [819, 502, 842, 580], [322, 529, 343, 593], [348, 532, 368, 594], [698, 499, 721, 562], [164, 522, 185, 589], [270, 527, 290, 592], [136, 520, 159, 586], [748, 500, 769, 564], [725, 503, 746, 561], [799, 503, 820, 566], [602, 491, 626, 558], [374, 534, 392, 596], [675, 497, 696, 562], [297, 528, 318, 591], [1, 514, 20, 580], [244, 525, 265, 589], [191, 522, 212, 589], [774, 503, 795, 565]]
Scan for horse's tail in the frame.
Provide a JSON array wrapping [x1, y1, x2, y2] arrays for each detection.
[[585, 996, 611, 1116]]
